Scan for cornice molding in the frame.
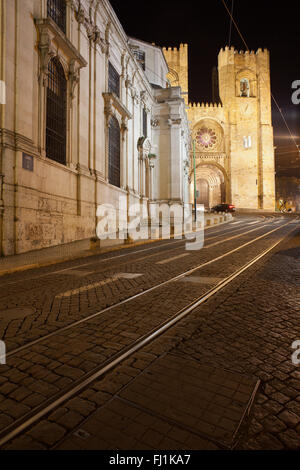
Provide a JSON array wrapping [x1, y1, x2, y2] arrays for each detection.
[[102, 93, 132, 120], [35, 17, 87, 93]]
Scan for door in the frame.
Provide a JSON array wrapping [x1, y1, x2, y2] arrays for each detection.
[[197, 179, 209, 208]]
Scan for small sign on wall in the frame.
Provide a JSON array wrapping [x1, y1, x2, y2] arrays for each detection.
[[0, 81, 5, 105], [22, 153, 34, 172]]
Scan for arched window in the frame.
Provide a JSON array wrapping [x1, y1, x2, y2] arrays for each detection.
[[108, 116, 120, 188], [47, 0, 66, 34], [108, 62, 120, 98], [240, 78, 250, 97], [166, 68, 179, 87], [46, 58, 67, 165]]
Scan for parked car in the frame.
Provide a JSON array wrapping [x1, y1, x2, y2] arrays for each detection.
[[211, 203, 236, 213]]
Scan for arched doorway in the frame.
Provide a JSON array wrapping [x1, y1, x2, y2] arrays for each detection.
[[194, 164, 228, 208], [197, 179, 209, 207]]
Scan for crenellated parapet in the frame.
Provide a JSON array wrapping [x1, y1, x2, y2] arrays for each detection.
[[162, 43, 188, 54], [189, 102, 223, 109], [218, 46, 270, 71], [162, 44, 189, 103], [219, 46, 269, 55]]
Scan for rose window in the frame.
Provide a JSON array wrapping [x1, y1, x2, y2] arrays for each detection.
[[196, 127, 217, 149]]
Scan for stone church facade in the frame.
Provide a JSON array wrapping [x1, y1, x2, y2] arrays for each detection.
[[0, 0, 190, 257], [163, 45, 276, 211]]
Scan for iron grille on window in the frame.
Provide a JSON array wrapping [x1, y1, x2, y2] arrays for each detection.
[[108, 62, 120, 97], [143, 109, 147, 138], [108, 117, 121, 188], [133, 50, 146, 71], [47, 0, 66, 34], [46, 58, 67, 165]]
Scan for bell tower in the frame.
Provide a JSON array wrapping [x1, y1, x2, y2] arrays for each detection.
[[162, 44, 189, 105], [218, 46, 275, 210]]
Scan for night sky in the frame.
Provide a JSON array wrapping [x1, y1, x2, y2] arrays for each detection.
[[109, 0, 300, 149]]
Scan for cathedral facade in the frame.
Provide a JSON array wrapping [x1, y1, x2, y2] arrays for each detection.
[[163, 44, 276, 211]]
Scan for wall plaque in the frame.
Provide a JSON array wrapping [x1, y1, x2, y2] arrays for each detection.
[[22, 153, 34, 172]]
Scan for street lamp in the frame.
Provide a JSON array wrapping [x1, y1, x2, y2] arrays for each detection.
[[193, 139, 197, 222]]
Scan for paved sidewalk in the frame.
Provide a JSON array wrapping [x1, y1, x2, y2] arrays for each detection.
[[0, 214, 232, 276]]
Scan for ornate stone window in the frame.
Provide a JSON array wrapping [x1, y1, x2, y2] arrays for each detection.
[[243, 136, 252, 149], [196, 127, 218, 150], [46, 58, 67, 165], [167, 68, 179, 87], [133, 49, 146, 71], [108, 62, 120, 98], [108, 116, 121, 188], [193, 119, 225, 153], [236, 70, 256, 98], [47, 0, 66, 34], [240, 78, 250, 97], [143, 109, 148, 138]]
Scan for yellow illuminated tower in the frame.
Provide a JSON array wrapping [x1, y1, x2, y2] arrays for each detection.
[[218, 47, 275, 210], [163, 44, 276, 210], [162, 44, 189, 105]]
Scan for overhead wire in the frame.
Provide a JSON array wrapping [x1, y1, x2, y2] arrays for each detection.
[[228, 0, 234, 48]]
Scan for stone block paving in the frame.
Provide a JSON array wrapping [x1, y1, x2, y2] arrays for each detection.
[[55, 398, 219, 451], [50, 225, 300, 451], [0, 224, 292, 440], [118, 355, 258, 447], [0, 220, 276, 344], [1, 219, 298, 450], [173, 227, 300, 450], [45, 353, 258, 451], [0, 220, 288, 354]]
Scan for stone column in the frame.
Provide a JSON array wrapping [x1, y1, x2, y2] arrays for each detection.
[[121, 117, 128, 190], [149, 161, 155, 200]]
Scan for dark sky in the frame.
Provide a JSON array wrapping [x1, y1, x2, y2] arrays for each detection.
[[109, 0, 300, 149]]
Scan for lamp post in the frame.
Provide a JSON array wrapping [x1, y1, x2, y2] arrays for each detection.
[[193, 139, 197, 222]]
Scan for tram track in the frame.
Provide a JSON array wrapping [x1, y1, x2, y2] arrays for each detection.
[[0, 219, 292, 359], [0, 216, 265, 289], [0, 218, 277, 303], [0, 219, 297, 448]]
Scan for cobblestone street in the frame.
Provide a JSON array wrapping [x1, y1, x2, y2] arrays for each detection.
[[0, 214, 299, 451]]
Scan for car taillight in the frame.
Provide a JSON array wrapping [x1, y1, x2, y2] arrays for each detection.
[[229, 205, 235, 209]]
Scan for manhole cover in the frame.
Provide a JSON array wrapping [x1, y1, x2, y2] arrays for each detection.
[[0, 307, 36, 320]]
